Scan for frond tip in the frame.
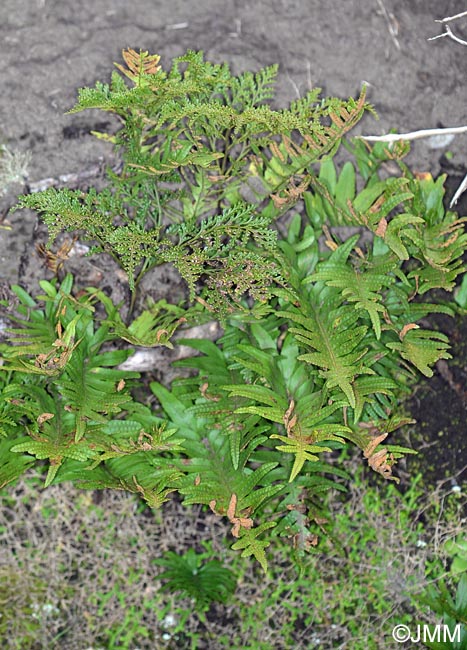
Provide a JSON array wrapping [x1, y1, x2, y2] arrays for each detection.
[[115, 48, 162, 84], [231, 522, 277, 573]]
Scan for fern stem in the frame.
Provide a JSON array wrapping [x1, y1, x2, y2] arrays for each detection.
[[126, 258, 157, 322], [220, 128, 232, 176]]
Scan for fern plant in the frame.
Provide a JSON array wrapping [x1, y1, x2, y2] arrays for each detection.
[[2, 49, 466, 569], [154, 548, 237, 612], [14, 48, 371, 319], [0, 275, 184, 503]]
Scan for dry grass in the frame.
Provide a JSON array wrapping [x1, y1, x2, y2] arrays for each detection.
[[0, 473, 234, 649], [0, 464, 465, 649]]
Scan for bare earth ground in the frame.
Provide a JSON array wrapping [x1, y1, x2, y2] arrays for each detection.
[[1, 0, 467, 284], [0, 0, 466, 491], [0, 1, 466, 648], [0, 0, 464, 487]]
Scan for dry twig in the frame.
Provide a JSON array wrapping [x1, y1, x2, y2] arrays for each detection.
[[375, 0, 401, 51], [358, 126, 467, 207], [428, 10, 467, 46], [358, 125, 467, 143]]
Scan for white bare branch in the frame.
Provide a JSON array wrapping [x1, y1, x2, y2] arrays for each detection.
[[428, 10, 467, 45], [358, 124, 467, 209], [358, 125, 467, 143], [435, 10, 467, 24], [450, 172, 467, 208]]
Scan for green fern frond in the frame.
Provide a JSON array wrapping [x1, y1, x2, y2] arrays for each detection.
[[278, 291, 373, 408], [76, 463, 182, 508], [410, 261, 466, 294], [55, 346, 135, 442], [309, 236, 396, 338], [288, 88, 323, 117], [405, 215, 467, 292], [106, 226, 160, 290], [1, 278, 142, 455], [97, 292, 194, 349], [155, 548, 236, 609], [130, 134, 223, 175], [161, 203, 281, 311], [259, 88, 369, 200], [14, 187, 117, 245], [151, 371, 284, 516], [228, 64, 279, 109], [270, 434, 332, 482], [0, 437, 36, 489], [351, 376, 398, 424], [382, 213, 425, 260], [86, 423, 184, 469], [386, 328, 451, 377], [11, 432, 95, 488], [231, 521, 276, 572]]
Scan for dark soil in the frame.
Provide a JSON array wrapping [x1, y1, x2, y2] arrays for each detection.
[[1, 0, 466, 486], [404, 314, 467, 487]]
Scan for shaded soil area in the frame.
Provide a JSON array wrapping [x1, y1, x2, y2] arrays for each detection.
[[404, 314, 467, 487], [0, 0, 466, 486]]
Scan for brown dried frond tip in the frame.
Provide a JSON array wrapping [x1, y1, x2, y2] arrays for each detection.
[[363, 432, 395, 479], [115, 48, 162, 80]]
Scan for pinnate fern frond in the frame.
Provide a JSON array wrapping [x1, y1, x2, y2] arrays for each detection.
[[0, 437, 36, 489], [260, 87, 369, 207], [386, 328, 451, 377], [231, 521, 276, 572], [405, 213, 467, 292], [114, 48, 162, 85], [278, 296, 373, 409], [309, 236, 396, 339], [57, 346, 135, 442], [270, 434, 332, 482], [155, 548, 236, 609]]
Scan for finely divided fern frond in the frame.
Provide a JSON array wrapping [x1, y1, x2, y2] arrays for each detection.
[[14, 49, 374, 316]]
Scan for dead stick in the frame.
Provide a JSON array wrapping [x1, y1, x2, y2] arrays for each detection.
[[358, 125, 467, 143], [428, 10, 467, 45]]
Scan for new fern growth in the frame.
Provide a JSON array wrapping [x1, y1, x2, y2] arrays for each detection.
[[154, 548, 237, 611], [3, 49, 466, 570]]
